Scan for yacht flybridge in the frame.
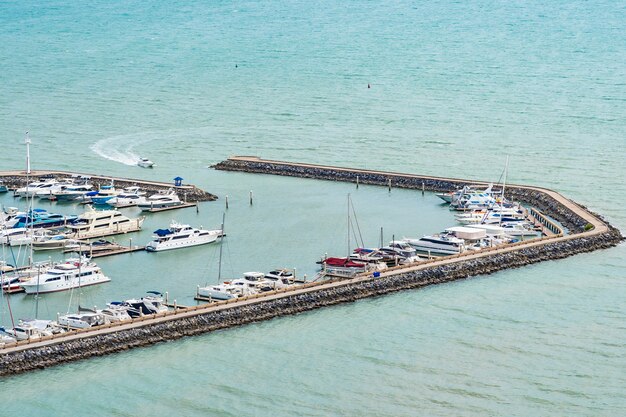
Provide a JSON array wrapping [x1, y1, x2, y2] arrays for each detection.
[[146, 221, 222, 252], [66, 206, 145, 239]]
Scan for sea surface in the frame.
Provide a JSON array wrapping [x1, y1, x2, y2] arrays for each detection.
[[1, 0, 625, 415]]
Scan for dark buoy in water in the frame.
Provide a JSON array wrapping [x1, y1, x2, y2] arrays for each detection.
[[367, 83, 371, 89], [235, 64, 238, 68]]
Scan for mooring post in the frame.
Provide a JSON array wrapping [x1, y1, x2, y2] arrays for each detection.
[[356, 175, 359, 189], [225, 195, 229, 209], [129, 238, 132, 249], [249, 190, 253, 205], [422, 181, 425, 195], [388, 178, 391, 192]]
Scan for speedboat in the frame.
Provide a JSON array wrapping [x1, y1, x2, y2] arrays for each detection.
[[137, 157, 155, 168], [145, 221, 222, 252], [137, 189, 182, 211], [106, 186, 146, 208], [10, 208, 78, 229], [67, 205, 145, 239], [403, 233, 467, 256], [19, 257, 111, 294]]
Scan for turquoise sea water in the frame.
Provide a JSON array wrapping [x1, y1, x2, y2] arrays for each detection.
[[1, 0, 625, 415]]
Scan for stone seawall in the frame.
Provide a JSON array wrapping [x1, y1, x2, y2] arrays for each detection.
[[213, 159, 586, 232], [0, 225, 621, 377]]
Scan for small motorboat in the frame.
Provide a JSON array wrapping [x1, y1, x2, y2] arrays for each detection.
[[137, 157, 155, 168]]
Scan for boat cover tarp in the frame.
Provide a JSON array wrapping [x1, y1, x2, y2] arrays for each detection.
[[154, 229, 173, 236]]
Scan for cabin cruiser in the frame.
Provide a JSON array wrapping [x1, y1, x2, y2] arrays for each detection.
[[19, 257, 110, 294], [89, 185, 121, 205], [101, 302, 133, 322], [120, 291, 169, 317], [0, 328, 16, 345], [14, 178, 61, 198], [0, 227, 32, 246], [35, 179, 76, 200], [145, 221, 221, 252], [137, 157, 155, 168], [403, 233, 467, 256], [196, 283, 238, 300], [67, 206, 145, 239], [52, 183, 95, 201], [499, 221, 542, 237], [10, 209, 77, 229], [380, 241, 421, 264], [106, 186, 146, 208], [3, 319, 65, 341], [0, 180, 8, 193], [57, 309, 106, 329], [32, 231, 82, 251], [137, 189, 182, 211], [224, 272, 271, 296], [450, 184, 497, 211]]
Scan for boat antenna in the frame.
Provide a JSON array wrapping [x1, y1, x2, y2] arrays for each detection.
[[35, 264, 41, 318], [347, 194, 351, 257]]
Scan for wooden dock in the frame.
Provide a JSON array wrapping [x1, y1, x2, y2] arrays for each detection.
[[146, 202, 197, 213], [65, 245, 146, 258]]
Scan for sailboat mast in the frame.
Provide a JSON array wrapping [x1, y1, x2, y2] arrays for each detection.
[[500, 155, 509, 227], [347, 194, 351, 257], [25, 132, 31, 175], [217, 212, 225, 282]]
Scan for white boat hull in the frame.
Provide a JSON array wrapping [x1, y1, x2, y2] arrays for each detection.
[[146, 232, 219, 252]]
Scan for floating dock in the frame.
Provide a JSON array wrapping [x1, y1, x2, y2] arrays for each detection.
[[66, 245, 146, 258], [0, 158, 622, 376], [145, 202, 198, 213]]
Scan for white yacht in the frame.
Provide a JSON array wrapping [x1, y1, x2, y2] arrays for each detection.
[[106, 186, 146, 208], [137, 189, 182, 211], [20, 257, 111, 294], [0, 228, 32, 246], [14, 178, 60, 198], [52, 183, 94, 201], [197, 283, 238, 300], [403, 233, 467, 256], [4, 319, 64, 341], [32, 231, 83, 251], [137, 157, 155, 168], [57, 310, 106, 329], [145, 221, 222, 252], [35, 179, 75, 200], [121, 291, 169, 317], [101, 303, 133, 322], [67, 205, 145, 239]]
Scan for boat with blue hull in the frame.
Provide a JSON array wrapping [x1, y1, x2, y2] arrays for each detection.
[[11, 209, 78, 229]]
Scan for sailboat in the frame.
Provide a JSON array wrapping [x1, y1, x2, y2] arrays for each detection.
[[196, 214, 238, 301]]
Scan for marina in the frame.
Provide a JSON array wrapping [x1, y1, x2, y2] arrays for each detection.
[[0, 158, 621, 376]]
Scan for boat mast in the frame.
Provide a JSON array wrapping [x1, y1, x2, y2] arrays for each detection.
[[217, 212, 225, 283], [25, 132, 31, 175], [500, 155, 509, 227], [347, 194, 351, 257]]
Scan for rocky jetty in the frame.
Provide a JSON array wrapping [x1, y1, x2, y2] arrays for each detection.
[[0, 225, 621, 376]]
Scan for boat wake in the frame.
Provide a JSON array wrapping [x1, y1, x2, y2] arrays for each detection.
[[90, 134, 155, 166]]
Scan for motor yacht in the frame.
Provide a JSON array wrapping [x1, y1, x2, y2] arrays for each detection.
[[57, 310, 106, 329], [67, 206, 145, 239], [90, 185, 121, 205], [145, 221, 221, 252], [52, 183, 94, 201], [11, 208, 77, 229], [0, 227, 32, 246], [106, 186, 146, 208], [403, 233, 467, 256], [137, 189, 182, 211], [120, 291, 169, 317], [20, 257, 111, 294], [14, 178, 60, 198]]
